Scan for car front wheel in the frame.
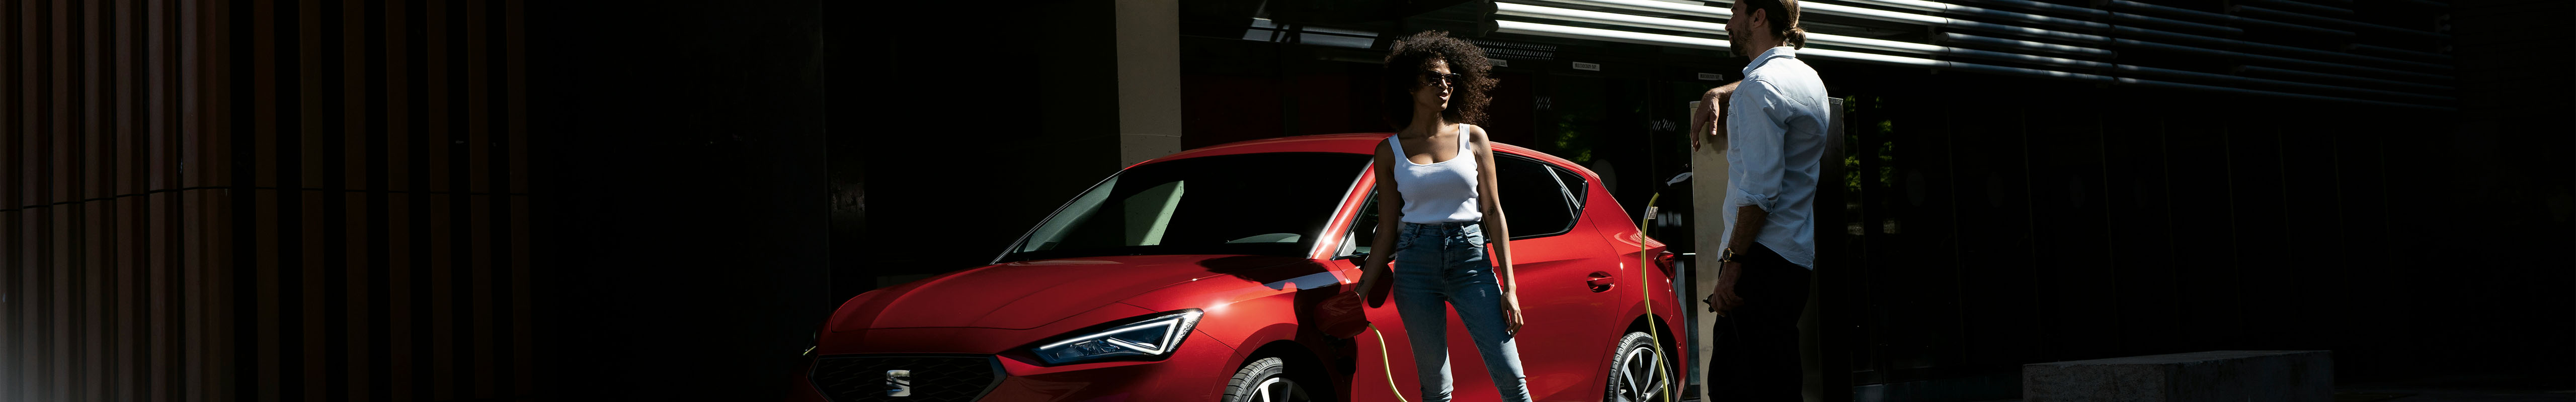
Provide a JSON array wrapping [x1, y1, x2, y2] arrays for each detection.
[[1603, 331, 1677, 402], [1224, 356, 1315, 402]]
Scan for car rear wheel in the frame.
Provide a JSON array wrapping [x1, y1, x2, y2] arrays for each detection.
[[1224, 356, 1315, 402], [1603, 331, 1677, 402]]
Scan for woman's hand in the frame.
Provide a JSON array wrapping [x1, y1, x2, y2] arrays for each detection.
[[1352, 259, 1388, 295], [1500, 288, 1524, 335]]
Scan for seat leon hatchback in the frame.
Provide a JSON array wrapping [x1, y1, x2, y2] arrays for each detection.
[[791, 134, 1687, 402]]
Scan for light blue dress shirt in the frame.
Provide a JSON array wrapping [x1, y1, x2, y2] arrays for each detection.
[[1725, 47, 1828, 269]]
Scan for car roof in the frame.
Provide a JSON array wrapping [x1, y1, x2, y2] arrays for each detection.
[[1139, 133, 1588, 174]]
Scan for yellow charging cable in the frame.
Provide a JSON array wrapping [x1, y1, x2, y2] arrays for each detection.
[[1637, 193, 1678, 402], [1364, 324, 1411, 402]]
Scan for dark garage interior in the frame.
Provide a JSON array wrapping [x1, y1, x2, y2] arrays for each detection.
[[1, 0, 2569, 400]]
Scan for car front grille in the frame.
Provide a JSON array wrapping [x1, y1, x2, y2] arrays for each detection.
[[810, 355, 1004, 402]]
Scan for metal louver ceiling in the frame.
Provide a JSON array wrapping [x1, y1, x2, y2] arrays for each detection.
[[1487, 0, 2456, 110]]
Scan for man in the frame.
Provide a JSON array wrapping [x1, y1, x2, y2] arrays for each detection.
[[1696, 0, 1826, 399]]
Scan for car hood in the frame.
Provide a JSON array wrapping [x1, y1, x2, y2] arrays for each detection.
[[832, 255, 1309, 331]]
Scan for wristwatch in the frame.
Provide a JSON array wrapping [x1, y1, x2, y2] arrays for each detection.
[[1717, 247, 1739, 264]]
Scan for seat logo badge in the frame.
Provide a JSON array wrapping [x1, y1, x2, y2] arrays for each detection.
[[886, 369, 912, 397]]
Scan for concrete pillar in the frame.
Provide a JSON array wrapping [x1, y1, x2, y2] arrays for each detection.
[[1687, 99, 1735, 400], [1115, 0, 1184, 166]]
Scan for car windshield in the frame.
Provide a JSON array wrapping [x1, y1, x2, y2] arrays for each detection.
[[1003, 152, 1371, 262]]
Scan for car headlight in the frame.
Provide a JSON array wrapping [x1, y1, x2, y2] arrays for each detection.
[[1032, 309, 1202, 365]]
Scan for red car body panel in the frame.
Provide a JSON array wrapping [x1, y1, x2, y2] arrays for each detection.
[[798, 133, 1684, 402]]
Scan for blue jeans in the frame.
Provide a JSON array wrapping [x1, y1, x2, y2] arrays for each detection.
[[1390, 221, 1533, 402]]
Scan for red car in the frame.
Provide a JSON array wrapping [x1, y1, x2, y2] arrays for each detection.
[[791, 134, 1686, 402]]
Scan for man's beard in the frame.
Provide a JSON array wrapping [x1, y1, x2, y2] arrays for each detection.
[[1726, 27, 1750, 57]]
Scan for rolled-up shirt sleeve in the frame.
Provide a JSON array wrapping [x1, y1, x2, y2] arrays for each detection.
[[1728, 79, 1788, 212]]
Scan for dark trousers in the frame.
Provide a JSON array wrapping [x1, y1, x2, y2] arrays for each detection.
[[1705, 244, 1810, 401]]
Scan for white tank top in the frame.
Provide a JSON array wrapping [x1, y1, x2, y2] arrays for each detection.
[[1387, 132, 1483, 224]]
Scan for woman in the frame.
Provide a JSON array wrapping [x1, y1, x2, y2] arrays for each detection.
[[1349, 31, 1529, 402]]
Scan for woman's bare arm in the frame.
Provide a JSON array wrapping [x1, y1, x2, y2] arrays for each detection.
[[1470, 125, 1522, 334], [1358, 141, 1406, 293]]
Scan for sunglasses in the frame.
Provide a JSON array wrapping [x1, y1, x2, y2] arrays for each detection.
[[1423, 71, 1463, 87]]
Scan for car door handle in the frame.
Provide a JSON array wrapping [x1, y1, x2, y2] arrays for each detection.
[[1585, 272, 1616, 292]]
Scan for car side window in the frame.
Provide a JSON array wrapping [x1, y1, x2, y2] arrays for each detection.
[[1337, 154, 1588, 259], [1492, 154, 1583, 239]]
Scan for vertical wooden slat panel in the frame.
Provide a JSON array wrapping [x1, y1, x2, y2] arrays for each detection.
[[15, 206, 31, 402], [467, 192, 492, 398], [299, 190, 325, 402], [2, 0, 12, 209], [291, 0, 330, 399], [78, 4, 108, 400], [21, 0, 41, 208], [179, 0, 212, 399], [246, 0, 270, 191], [179, 0, 215, 190], [503, 2, 530, 394], [384, 192, 411, 402], [82, 0, 104, 206], [251, 186, 276, 400], [120, 194, 145, 402], [18, 5, 38, 400], [1, 209, 14, 402], [19, 0, 36, 210], [48, 3, 71, 401], [2, 0, 14, 213], [2, 1, 18, 397], [4, 2, 530, 399], [295, 0, 319, 190], [116, 0, 138, 197], [427, 192, 452, 401], [148, 0, 169, 192], [181, 189, 221, 402], [148, 191, 174, 402], [381, 0, 403, 193], [67, 0, 89, 210], [83, 5, 109, 400], [114, 2, 145, 400], [421, 0, 444, 197], [23, 206, 42, 402], [337, 0, 375, 398], [507, 195, 528, 394], [462, 1, 485, 196], [338, 0, 362, 191], [242, 0, 280, 398], [144, 4, 176, 396], [83, 199, 106, 402], [341, 191, 370, 402], [387, 2, 416, 400], [52, 206, 71, 402], [52, 0, 71, 207], [4, 208, 16, 402], [18, 2, 41, 399], [422, 2, 452, 399], [459, 2, 494, 397]]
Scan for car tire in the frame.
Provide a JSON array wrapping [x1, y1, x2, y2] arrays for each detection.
[[1603, 331, 1678, 402], [1224, 356, 1316, 402]]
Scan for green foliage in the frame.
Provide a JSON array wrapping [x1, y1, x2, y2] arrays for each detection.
[[1842, 96, 1897, 197]]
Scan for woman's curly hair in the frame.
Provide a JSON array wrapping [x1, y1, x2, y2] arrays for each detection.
[[1383, 31, 1497, 128]]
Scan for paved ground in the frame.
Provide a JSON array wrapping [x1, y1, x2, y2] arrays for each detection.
[[2328, 387, 2576, 401], [1679, 386, 2576, 401]]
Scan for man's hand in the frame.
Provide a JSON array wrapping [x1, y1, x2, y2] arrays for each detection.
[[1693, 82, 1739, 150], [1703, 261, 1746, 316]]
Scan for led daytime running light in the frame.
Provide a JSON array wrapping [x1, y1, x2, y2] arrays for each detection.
[[1033, 310, 1202, 364]]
